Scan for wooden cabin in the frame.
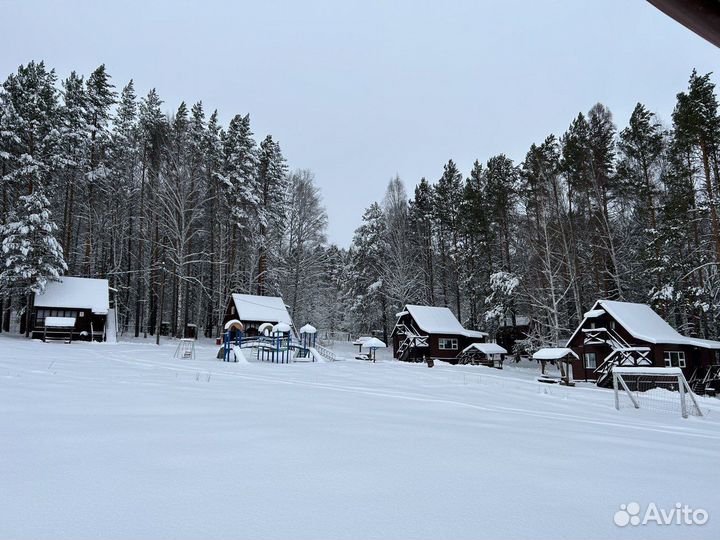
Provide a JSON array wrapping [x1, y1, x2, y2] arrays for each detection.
[[496, 315, 531, 357], [392, 305, 487, 363], [566, 299, 720, 383], [31, 277, 113, 342], [223, 293, 295, 337]]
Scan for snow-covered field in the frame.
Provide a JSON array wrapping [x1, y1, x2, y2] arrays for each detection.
[[1, 335, 718, 539]]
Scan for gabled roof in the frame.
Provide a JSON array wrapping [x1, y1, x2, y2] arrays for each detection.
[[402, 305, 487, 338], [230, 294, 293, 326], [533, 347, 579, 360], [462, 342, 507, 355], [566, 300, 720, 349], [34, 277, 110, 314]]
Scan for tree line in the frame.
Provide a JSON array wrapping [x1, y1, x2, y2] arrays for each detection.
[[0, 61, 337, 338], [347, 70, 720, 349], [2, 61, 718, 349]]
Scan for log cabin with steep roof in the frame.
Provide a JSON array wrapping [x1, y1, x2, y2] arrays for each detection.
[[392, 304, 488, 363], [566, 299, 720, 385]]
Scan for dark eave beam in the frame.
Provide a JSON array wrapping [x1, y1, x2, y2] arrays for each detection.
[[648, 0, 720, 48]]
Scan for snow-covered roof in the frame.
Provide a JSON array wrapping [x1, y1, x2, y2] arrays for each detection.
[[363, 337, 387, 349], [502, 315, 530, 327], [532, 348, 579, 360], [403, 305, 488, 338], [299, 324, 317, 334], [230, 294, 293, 326], [34, 277, 110, 314], [44, 316, 76, 327], [462, 343, 507, 355], [258, 322, 274, 335], [583, 309, 605, 318], [567, 300, 720, 349], [272, 322, 292, 333], [224, 319, 244, 331]]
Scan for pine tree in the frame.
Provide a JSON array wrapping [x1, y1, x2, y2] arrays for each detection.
[[256, 134, 288, 295], [0, 190, 67, 334], [347, 202, 388, 338], [109, 80, 139, 332], [203, 110, 225, 336], [617, 103, 664, 228], [483, 154, 520, 329], [561, 112, 595, 321], [616, 103, 665, 299], [57, 71, 89, 269], [433, 160, 464, 318], [0, 62, 61, 333], [137, 88, 167, 336], [220, 113, 259, 294], [80, 64, 115, 274], [673, 70, 720, 260], [1, 61, 60, 196], [459, 160, 492, 327], [408, 178, 435, 304], [587, 103, 624, 299]]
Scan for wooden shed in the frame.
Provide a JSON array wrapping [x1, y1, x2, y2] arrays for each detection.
[[30, 277, 113, 342]]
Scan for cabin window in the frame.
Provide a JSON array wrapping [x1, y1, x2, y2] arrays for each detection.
[[35, 309, 47, 325], [36, 309, 78, 325], [664, 351, 686, 368], [589, 321, 597, 329], [438, 338, 458, 350], [231, 306, 235, 314], [584, 352, 597, 369], [609, 320, 616, 330]]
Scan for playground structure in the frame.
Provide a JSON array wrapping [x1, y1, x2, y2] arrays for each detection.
[[174, 338, 196, 360], [220, 319, 324, 363]]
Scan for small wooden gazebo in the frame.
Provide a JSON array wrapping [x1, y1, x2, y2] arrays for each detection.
[[532, 347, 579, 386], [456, 342, 508, 368]]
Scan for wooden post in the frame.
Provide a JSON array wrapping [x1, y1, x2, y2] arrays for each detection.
[[685, 377, 703, 417], [678, 374, 688, 418], [617, 374, 639, 409], [613, 372, 620, 410]]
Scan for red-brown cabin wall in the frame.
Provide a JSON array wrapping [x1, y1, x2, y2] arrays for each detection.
[[568, 311, 717, 380], [393, 312, 486, 363]]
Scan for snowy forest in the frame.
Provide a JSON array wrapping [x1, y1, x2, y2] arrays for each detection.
[[1, 61, 720, 348]]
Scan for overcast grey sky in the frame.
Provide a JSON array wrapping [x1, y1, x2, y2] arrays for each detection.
[[1, 0, 718, 245]]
